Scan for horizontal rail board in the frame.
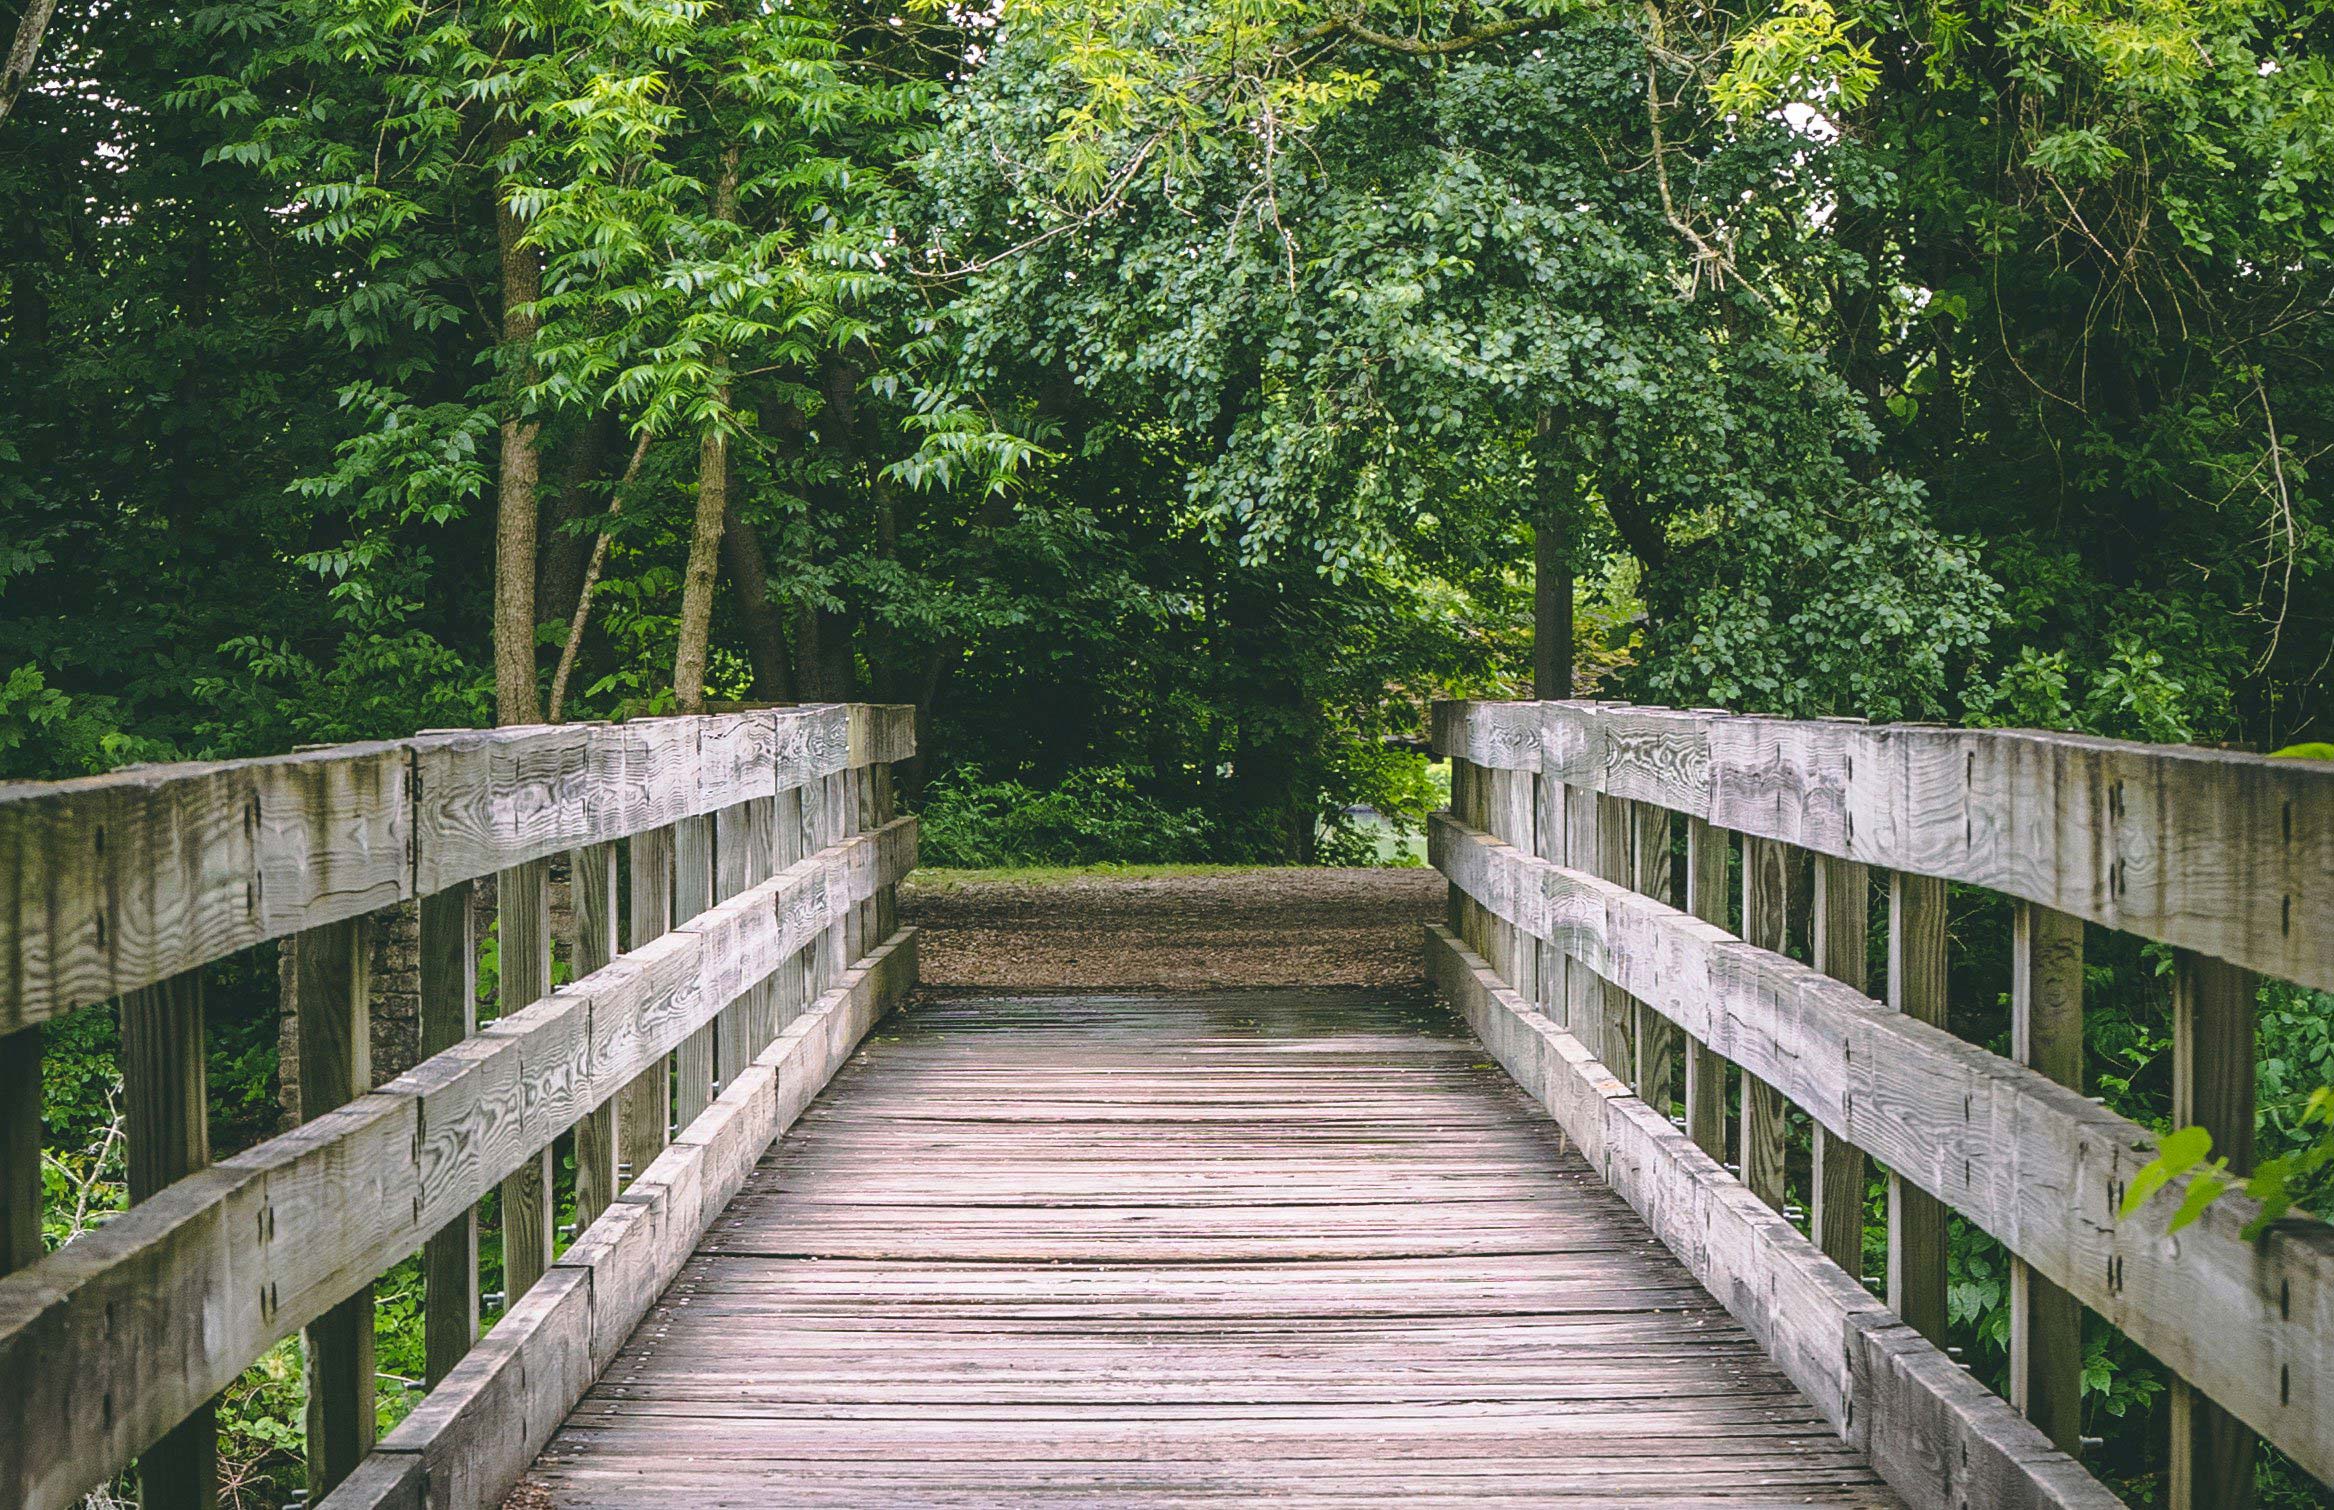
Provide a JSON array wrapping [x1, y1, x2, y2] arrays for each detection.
[[317, 930, 918, 1510], [0, 817, 916, 1510], [1433, 812, 2334, 1486], [1425, 926, 2113, 1510], [1435, 700, 2334, 992], [0, 704, 915, 1030]]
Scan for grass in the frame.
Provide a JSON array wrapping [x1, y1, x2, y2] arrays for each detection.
[[903, 863, 1309, 891]]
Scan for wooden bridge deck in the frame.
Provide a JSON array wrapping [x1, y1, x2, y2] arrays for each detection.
[[521, 988, 1899, 1506]]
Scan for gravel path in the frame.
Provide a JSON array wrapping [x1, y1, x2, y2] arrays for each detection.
[[899, 868, 1446, 991]]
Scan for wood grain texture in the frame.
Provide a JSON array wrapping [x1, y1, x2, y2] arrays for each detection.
[[317, 930, 918, 1510], [1739, 835, 1791, 1213], [2169, 951, 2259, 1510], [293, 916, 375, 1498], [120, 969, 217, 1510], [618, 826, 675, 1186], [1811, 855, 1870, 1280], [498, 859, 556, 1305], [571, 843, 620, 1229], [513, 978, 1902, 1510], [418, 883, 479, 1390], [1, 706, 912, 1033], [2009, 902, 2084, 1459], [1429, 926, 2114, 1510], [1628, 803, 1677, 1113], [0, 818, 915, 1510], [1435, 699, 2334, 994], [1432, 812, 2334, 1487], [673, 814, 717, 1129], [1682, 818, 1730, 1163], [1885, 871, 1950, 1352]]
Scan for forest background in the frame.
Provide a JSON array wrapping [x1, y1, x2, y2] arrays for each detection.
[[4, 0, 2333, 1501]]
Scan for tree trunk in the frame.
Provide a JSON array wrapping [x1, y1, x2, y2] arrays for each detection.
[[719, 504, 792, 701], [670, 146, 742, 715], [538, 410, 613, 635], [493, 125, 544, 727], [1531, 412, 1575, 701], [0, 0, 59, 124]]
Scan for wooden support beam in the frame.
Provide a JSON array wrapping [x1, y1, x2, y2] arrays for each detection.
[[292, 916, 373, 1498], [496, 859, 554, 1306], [120, 970, 215, 1510], [569, 845, 619, 1231], [1811, 855, 1870, 1279], [1885, 870, 1950, 1349], [1739, 835, 1790, 1213], [2010, 901, 2085, 1459], [2169, 951, 2258, 1510], [672, 814, 717, 1126], [618, 827, 675, 1186], [419, 883, 478, 1389], [1682, 818, 1729, 1161], [1630, 803, 1677, 1112], [0, 1028, 39, 1277]]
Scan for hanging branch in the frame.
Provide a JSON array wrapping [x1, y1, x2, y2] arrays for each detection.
[[547, 427, 656, 724]]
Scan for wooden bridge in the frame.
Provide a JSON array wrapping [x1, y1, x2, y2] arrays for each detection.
[[0, 702, 2327, 1507]]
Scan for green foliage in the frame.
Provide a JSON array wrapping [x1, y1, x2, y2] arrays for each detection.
[[915, 766, 1220, 868]]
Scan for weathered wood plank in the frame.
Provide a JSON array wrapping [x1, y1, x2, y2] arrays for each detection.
[[498, 858, 556, 1306], [1810, 854, 1869, 1279], [319, 928, 921, 1510], [1885, 870, 1950, 1351], [1682, 819, 1729, 1162], [2168, 951, 2259, 1510], [571, 843, 620, 1230], [120, 969, 217, 1510], [0, 819, 916, 1510], [2009, 902, 2084, 1460], [1432, 813, 2334, 1487], [1427, 926, 2116, 1510], [418, 883, 478, 1389], [0, 1028, 35, 1276], [672, 815, 717, 1128], [294, 916, 376, 1498], [1436, 700, 2334, 994], [1629, 803, 1677, 1113], [1739, 835, 1791, 1213], [618, 826, 675, 1187]]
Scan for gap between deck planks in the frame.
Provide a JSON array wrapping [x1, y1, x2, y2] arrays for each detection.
[[519, 989, 1901, 1507]]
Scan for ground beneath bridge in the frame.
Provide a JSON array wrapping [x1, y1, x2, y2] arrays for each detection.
[[520, 989, 1898, 1506]]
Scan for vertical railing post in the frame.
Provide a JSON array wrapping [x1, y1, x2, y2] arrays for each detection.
[[1, 1028, 42, 1277], [1531, 740, 1566, 1028], [293, 916, 373, 1496], [570, 843, 620, 1229], [1810, 854, 1870, 1276], [419, 881, 478, 1387], [1446, 756, 1477, 950], [2168, 951, 2259, 1510], [1596, 792, 1635, 1082], [1739, 835, 1790, 1211], [1629, 804, 1677, 1110], [1483, 761, 1533, 991], [1885, 870, 1950, 1347], [618, 826, 676, 1186], [672, 813, 717, 1126], [1682, 818, 1730, 1160], [870, 761, 899, 943], [2009, 900, 2085, 1456], [1563, 781, 1601, 1040], [713, 802, 753, 1082], [497, 857, 555, 1304], [121, 969, 216, 1509]]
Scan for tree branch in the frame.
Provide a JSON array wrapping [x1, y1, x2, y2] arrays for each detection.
[[1, 0, 60, 124], [1299, 12, 1566, 56]]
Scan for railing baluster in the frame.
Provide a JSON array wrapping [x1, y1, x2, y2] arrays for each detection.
[[1563, 782, 1601, 1037], [121, 969, 216, 1510], [1, 1028, 40, 1276], [713, 802, 754, 1082], [2009, 900, 2085, 1456], [292, 915, 374, 1496], [1739, 835, 1790, 1212], [571, 844, 620, 1229], [497, 857, 555, 1304], [618, 825, 676, 1181], [1885, 870, 1950, 1348], [2168, 950, 2260, 1510], [672, 813, 717, 1124], [420, 881, 478, 1387], [1681, 818, 1730, 1160], [1810, 854, 1870, 1276], [1597, 792, 1636, 1082], [1629, 804, 1676, 1112], [1531, 758, 1566, 1028]]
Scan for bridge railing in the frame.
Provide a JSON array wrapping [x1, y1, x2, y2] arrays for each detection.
[[1431, 699, 2332, 1509], [0, 704, 921, 1510]]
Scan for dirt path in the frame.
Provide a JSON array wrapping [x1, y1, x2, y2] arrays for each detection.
[[899, 868, 1446, 991]]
